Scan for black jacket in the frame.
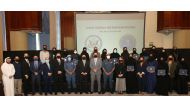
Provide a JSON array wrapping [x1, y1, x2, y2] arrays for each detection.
[[52, 59, 65, 76], [22, 59, 31, 79]]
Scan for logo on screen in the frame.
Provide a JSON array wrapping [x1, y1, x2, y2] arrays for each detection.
[[119, 34, 136, 51], [85, 35, 102, 52]]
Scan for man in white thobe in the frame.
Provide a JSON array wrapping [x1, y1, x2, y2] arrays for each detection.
[[1, 57, 15, 96]]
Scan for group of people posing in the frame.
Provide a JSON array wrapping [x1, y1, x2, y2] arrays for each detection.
[[1, 45, 189, 96]]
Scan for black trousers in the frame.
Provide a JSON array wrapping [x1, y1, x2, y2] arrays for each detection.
[[23, 78, 30, 96], [79, 75, 89, 93], [177, 76, 188, 94], [54, 75, 65, 93], [43, 76, 53, 94], [32, 75, 41, 94]]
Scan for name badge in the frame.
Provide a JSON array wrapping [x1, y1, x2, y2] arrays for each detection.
[[127, 66, 135, 72], [179, 69, 188, 76], [147, 66, 155, 73], [157, 69, 166, 76]]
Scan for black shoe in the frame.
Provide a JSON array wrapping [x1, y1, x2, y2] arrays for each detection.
[[55, 92, 57, 95], [102, 91, 105, 94], [80, 92, 83, 94], [61, 92, 65, 94], [74, 89, 78, 94], [85, 92, 88, 94], [98, 92, 101, 94], [45, 93, 47, 96], [90, 92, 93, 94], [111, 91, 114, 94]]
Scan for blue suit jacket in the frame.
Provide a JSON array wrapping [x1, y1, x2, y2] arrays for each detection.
[[40, 63, 53, 78], [30, 61, 42, 75]]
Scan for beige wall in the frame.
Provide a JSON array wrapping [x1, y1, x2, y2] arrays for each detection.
[[0, 14, 3, 79], [145, 11, 173, 48], [174, 30, 190, 48], [10, 31, 28, 50]]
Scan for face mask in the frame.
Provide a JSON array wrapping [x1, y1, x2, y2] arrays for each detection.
[[82, 57, 86, 60], [119, 61, 123, 64], [94, 55, 98, 58], [56, 56, 61, 59], [68, 57, 71, 61], [34, 58, 38, 61], [168, 58, 173, 60], [149, 56, 154, 60], [15, 59, 19, 62], [43, 47, 47, 50]]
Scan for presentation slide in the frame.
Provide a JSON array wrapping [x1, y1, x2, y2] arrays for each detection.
[[76, 13, 145, 54]]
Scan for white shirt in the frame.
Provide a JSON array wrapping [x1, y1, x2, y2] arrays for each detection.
[[40, 50, 50, 63], [57, 59, 61, 65], [94, 58, 98, 65], [25, 59, 30, 66], [82, 60, 86, 66]]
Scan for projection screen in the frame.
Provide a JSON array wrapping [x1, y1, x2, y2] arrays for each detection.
[[76, 12, 145, 54]]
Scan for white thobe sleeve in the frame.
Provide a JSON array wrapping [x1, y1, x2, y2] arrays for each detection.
[[11, 64, 15, 76], [1, 64, 10, 77]]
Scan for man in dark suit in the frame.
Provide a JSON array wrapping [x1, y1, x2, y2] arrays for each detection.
[[30, 55, 42, 95], [40, 58, 53, 95], [22, 53, 31, 96], [77, 55, 90, 94], [52, 53, 65, 95]]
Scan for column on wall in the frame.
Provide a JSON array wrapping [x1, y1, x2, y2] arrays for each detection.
[[173, 30, 190, 48], [49, 11, 57, 49], [0, 14, 3, 79]]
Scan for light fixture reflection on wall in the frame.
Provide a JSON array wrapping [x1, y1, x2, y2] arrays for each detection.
[[36, 33, 40, 50]]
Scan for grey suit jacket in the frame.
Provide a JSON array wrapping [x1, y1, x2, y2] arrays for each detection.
[[90, 58, 102, 73]]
